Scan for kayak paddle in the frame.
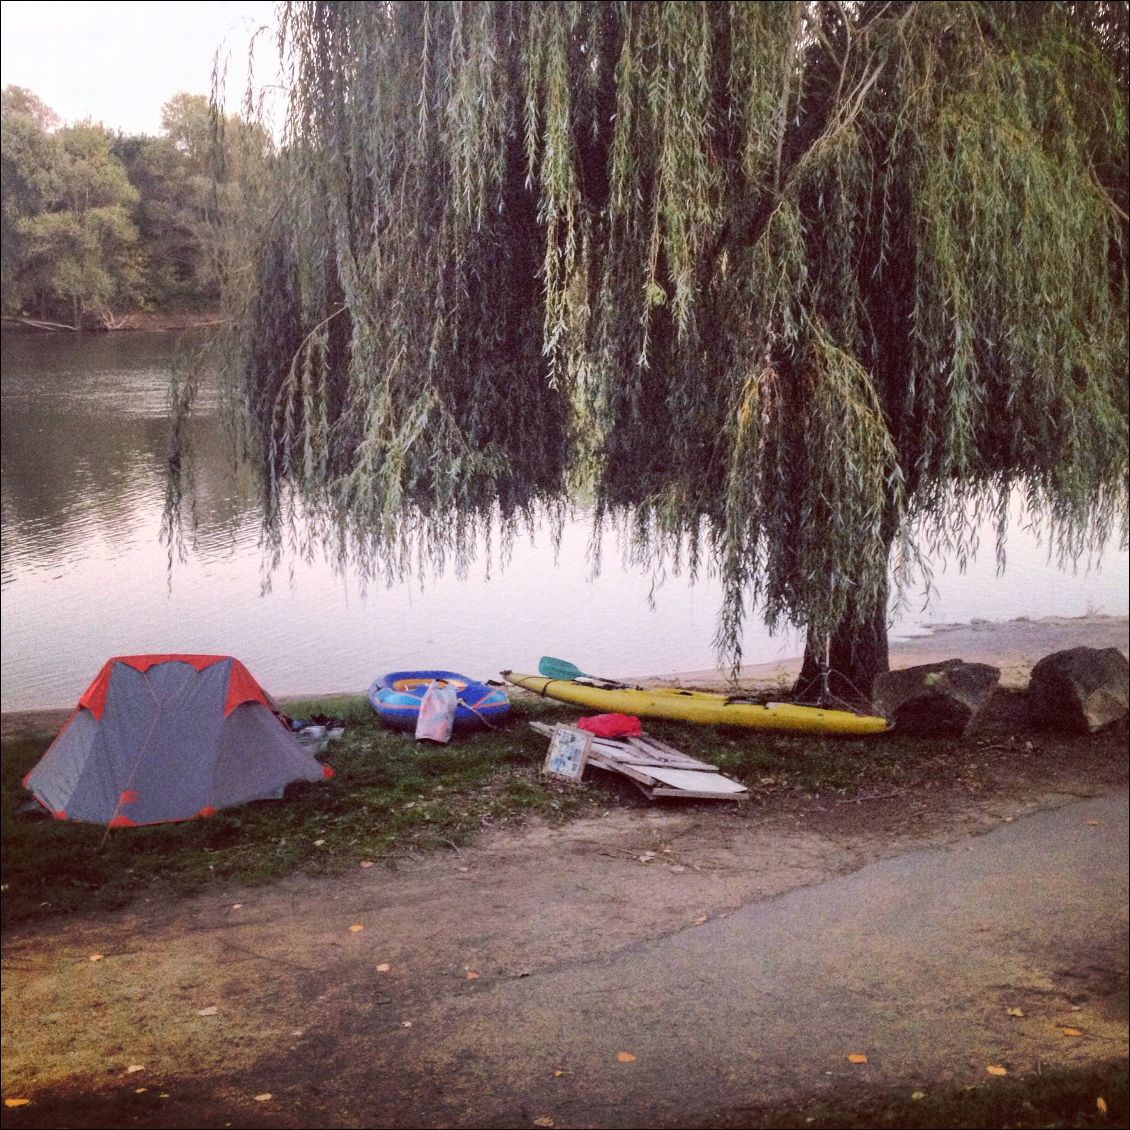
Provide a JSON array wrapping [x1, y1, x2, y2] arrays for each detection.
[[538, 656, 628, 687]]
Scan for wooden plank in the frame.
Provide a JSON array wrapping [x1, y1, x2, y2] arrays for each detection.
[[649, 787, 745, 801], [583, 733, 716, 770], [533, 724, 661, 786], [588, 743, 716, 771], [530, 720, 743, 800], [553, 730, 715, 771], [533, 721, 723, 774], [636, 733, 711, 762], [637, 766, 748, 794], [587, 753, 659, 787], [625, 736, 717, 771]]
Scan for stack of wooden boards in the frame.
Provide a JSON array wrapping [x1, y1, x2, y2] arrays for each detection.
[[529, 721, 748, 802]]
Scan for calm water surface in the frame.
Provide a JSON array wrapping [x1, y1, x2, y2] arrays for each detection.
[[2, 332, 1127, 711]]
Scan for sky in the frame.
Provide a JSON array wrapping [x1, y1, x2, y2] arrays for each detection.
[[0, 0, 279, 135]]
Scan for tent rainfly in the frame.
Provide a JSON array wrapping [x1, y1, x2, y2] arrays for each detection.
[[24, 654, 333, 825]]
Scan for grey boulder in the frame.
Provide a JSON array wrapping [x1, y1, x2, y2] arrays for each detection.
[[872, 660, 1001, 736], [1028, 647, 1129, 734]]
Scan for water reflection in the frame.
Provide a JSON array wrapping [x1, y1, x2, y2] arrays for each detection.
[[2, 332, 1127, 711]]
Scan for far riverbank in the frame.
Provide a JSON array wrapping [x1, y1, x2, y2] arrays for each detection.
[[1, 310, 223, 333]]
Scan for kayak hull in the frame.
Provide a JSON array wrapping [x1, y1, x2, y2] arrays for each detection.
[[368, 671, 510, 730], [502, 672, 889, 736]]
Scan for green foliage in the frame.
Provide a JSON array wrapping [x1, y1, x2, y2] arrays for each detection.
[[1, 88, 268, 322], [182, 2, 1128, 676], [2, 96, 140, 325]]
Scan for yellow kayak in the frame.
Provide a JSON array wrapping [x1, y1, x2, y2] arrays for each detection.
[[502, 671, 890, 736]]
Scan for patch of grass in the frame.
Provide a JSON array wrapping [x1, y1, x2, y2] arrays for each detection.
[[632, 715, 1000, 801], [276, 693, 375, 725], [700, 1062, 1128, 1129]]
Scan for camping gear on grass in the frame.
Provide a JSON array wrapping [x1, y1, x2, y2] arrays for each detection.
[[504, 670, 889, 736], [23, 654, 333, 826], [415, 680, 459, 743], [368, 670, 510, 730], [529, 721, 748, 801]]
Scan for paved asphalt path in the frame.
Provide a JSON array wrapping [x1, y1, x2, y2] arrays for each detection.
[[317, 791, 1128, 1128]]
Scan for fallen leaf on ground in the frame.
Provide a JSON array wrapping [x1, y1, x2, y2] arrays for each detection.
[[313, 839, 326, 846], [197, 1006, 218, 1016], [377, 963, 391, 973], [553, 1070, 566, 1078], [987, 1065, 1009, 1076], [692, 915, 708, 926], [847, 1054, 868, 1064], [1097, 1096, 1108, 1114], [134, 1088, 146, 1094], [254, 1093, 272, 1102], [1062, 1027, 1084, 1037], [4, 1099, 32, 1108], [89, 953, 104, 962], [126, 1065, 145, 1074], [465, 970, 480, 980], [1007, 1007, 1025, 1017], [360, 861, 374, 869], [533, 1117, 554, 1127], [911, 1091, 926, 1101], [350, 924, 364, 933], [1087, 820, 1101, 826], [617, 1052, 636, 1063]]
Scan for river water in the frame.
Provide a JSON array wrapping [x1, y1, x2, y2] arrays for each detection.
[[2, 332, 1127, 712]]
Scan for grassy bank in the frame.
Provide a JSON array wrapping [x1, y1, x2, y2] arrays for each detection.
[[2, 691, 1125, 927]]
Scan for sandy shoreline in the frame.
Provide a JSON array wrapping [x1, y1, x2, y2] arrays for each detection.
[[2, 613, 1126, 740], [648, 612, 1129, 691]]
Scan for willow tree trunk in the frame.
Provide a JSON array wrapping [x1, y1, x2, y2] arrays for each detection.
[[794, 581, 890, 704]]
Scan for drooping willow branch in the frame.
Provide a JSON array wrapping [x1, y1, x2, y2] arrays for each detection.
[[175, 0, 1128, 677]]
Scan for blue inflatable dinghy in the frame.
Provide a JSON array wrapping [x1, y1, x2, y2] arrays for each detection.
[[367, 670, 510, 730]]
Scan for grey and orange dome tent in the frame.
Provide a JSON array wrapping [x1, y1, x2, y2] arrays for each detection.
[[24, 655, 334, 825]]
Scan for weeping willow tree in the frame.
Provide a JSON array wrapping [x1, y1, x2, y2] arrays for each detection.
[[183, 0, 1128, 699]]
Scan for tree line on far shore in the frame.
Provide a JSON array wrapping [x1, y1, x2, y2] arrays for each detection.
[[1, 86, 266, 330]]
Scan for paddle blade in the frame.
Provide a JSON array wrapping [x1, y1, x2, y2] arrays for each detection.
[[538, 656, 585, 681]]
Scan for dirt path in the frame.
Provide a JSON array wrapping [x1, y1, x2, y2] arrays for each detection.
[[2, 729, 1126, 1128]]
